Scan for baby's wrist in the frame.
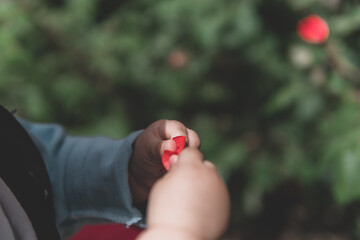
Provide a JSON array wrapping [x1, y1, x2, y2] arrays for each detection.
[[128, 169, 149, 204], [137, 226, 202, 240]]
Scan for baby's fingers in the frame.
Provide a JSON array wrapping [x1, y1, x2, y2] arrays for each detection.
[[159, 139, 178, 155], [186, 128, 200, 149], [158, 120, 188, 140]]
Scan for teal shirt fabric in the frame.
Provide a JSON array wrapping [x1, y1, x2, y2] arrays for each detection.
[[17, 119, 144, 234]]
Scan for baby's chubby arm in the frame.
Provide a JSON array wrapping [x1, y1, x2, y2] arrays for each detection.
[[137, 148, 231, 240]]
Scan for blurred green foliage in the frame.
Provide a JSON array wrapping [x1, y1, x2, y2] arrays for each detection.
[[1, 0, 360, 239]]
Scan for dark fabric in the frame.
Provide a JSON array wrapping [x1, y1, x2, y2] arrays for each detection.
[[0, 105, 60, 240], [0, 177, 37, 240]]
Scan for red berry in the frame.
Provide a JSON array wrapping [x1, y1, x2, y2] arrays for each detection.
[[167, 50, 187, 69], [297, 15, 329, 44]]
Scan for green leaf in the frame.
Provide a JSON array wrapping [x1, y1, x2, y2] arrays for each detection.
[[333, 148, 360, 205]]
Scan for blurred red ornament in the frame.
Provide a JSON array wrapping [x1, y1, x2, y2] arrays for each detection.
[[167, 50, 187, 69], [297, 15, 329, 44]]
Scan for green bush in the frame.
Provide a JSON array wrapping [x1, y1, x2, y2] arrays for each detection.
[[1, 0, 360, 238]]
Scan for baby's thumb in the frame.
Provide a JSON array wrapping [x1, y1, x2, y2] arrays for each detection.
[[171, 148, 204, 169], [168, 155, 179, 170]]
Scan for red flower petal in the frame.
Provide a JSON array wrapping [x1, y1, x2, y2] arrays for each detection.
[[162, 150, 176, 171], [161, 136, 187, 171], [297, 15, 329, 44], [173, 136, 186, 154]]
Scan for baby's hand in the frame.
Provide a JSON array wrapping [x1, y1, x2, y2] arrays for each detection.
[[137, 148, 231, 240], [129, 120, 200, 203]]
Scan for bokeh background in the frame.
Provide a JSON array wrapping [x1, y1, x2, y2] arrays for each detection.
[[1, 0, 360, 239]]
